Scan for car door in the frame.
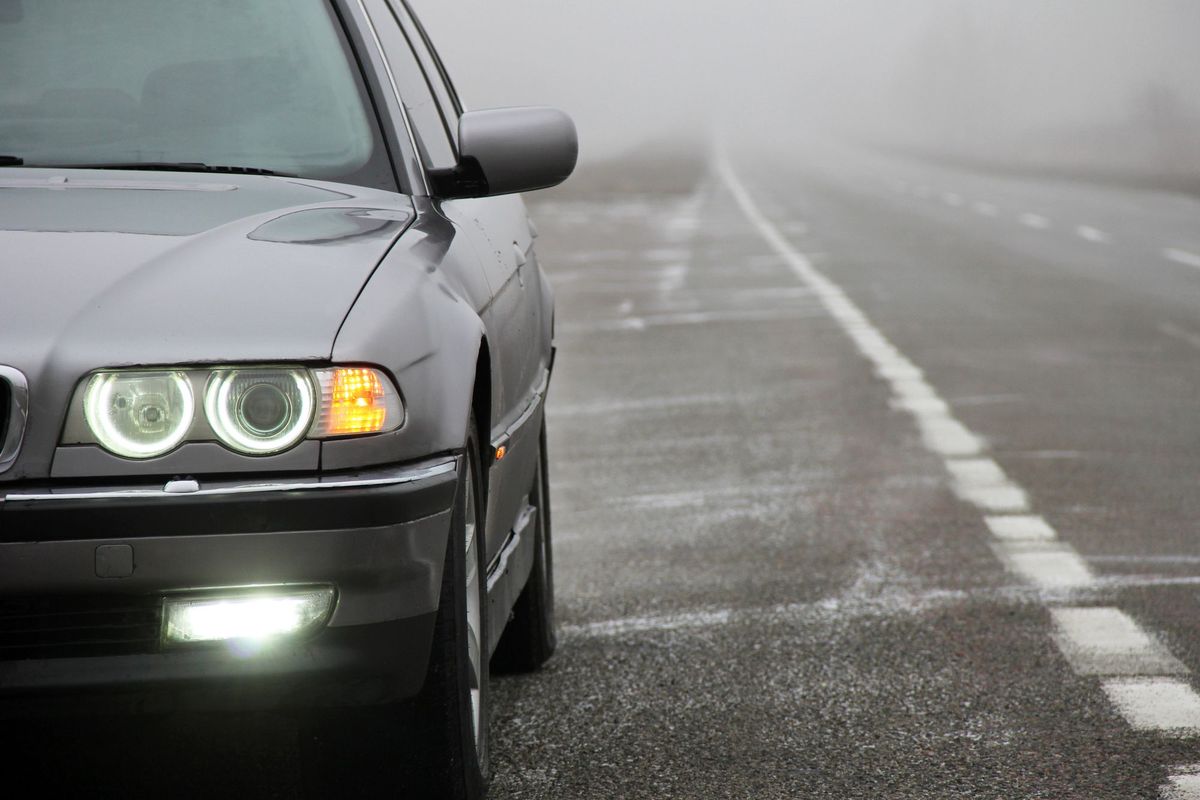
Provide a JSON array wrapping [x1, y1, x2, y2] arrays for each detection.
[[365, 0, 548, 564]]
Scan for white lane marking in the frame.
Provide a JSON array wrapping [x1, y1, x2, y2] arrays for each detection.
[[559, 307, 819, 333], [915, 415, 984, 457], [616, 299, 634, 316], [945, 458, 1007, 487], [549, 393, 734, 418], [1103, 679, 1200, 734], [972, 201, 999, 217], [1165, 249, 1200, 271], [1052, 608, 1187, 676], [565, 609, 733, 637], [992, 542, 1095, 590], [643, 247, 690, 262], [1076, 225, 1111, 244], [1160, 322, 1200, 351], [1019, 213, 1051, 230], [717, 155, 1200, 738], [985, 515, 1057, 541], [890, 395, 950, 415], [561, 589, 974, 640], [942, 192, 965, 207], [1162, 765, 1200, 800]]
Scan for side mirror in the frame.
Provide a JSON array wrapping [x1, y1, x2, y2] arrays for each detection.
[[431, 106, 577, 199]]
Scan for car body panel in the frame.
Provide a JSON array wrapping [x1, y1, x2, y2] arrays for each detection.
[[0, 0, 570, 717]]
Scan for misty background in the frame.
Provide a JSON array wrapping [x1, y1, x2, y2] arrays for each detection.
[[411, 0, 1200, 182]]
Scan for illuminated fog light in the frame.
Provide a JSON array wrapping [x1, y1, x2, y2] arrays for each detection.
[[163, 587, 334, 644]]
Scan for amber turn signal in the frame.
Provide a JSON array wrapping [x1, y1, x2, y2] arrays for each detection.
[[313, 367, 404, 437]]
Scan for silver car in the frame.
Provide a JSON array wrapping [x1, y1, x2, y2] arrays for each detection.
[[0, 0, 576, 796]]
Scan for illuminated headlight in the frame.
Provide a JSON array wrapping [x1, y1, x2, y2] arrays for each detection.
[[71, 364, 404, 458], [205, 368, 315, 455], [163, 586, 335, 644], [83, 371, 194, 459]]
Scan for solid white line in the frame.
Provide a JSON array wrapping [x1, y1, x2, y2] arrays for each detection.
[[984, 515, 1057, 541], [1103, 679, 1200, 734], [1162, 765, 1200, 800], [1165, 249, 1200, 270], [1019, 213, 1051, 230], [1076, 225, 1110, 244], [1052, 607, 1187, 675]]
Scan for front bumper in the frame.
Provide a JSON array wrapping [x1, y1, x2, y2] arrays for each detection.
[[0, 456, 459, 713]]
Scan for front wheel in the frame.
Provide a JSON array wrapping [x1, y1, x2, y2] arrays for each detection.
[[298, 418, 490, 799], [411, 415, 491, 797]]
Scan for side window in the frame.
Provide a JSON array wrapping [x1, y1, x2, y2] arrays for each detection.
[[391, 1, 462, 144], [362, 0, 455, 171]]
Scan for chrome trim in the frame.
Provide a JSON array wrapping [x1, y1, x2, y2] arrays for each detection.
[[486, 502, 534, 592], [0, 366, 29, 474], [356, 0, 432, 196], [2, 457, 457, 504], [491, 368, 550, 452]]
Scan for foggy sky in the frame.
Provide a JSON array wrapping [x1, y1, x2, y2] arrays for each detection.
[[411, 1, 1200, 170]]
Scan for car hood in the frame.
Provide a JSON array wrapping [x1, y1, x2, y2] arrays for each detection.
[[0, 169, 414, 479]]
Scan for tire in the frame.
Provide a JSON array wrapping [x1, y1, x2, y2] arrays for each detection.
[[490, 420, 556, 674], [409, 414, 491, 798], [299, 417, 490, 799]]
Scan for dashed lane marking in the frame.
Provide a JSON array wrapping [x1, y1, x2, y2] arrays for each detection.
[[1159, 322, 1200, 351], [972, 201, 999, 217], [1165, 248, 1200, 271], [1103, 679, 1200, 735], [717, 153, 1200, 741], [1162, 765, 1200, 799], [1076, 225, 1111, 244], [1052, 607, 1187, 676], [984, 515, 1057, 541], [1019, 212, 1052, 230]]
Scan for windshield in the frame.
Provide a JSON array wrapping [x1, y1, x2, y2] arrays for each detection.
[[0, 0, 388, 185]]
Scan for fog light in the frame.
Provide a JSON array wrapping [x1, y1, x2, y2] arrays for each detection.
[[163, 587, 334, 644]]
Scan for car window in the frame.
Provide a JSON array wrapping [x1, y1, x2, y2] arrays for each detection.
[[0, 0, 390, 186], [391, 0, 463, 140], [363, 0, 457, 171]]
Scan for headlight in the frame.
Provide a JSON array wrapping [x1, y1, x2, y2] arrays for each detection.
[[71, 364, 404, 458], [83, 371, 194, 458], [205, 368, 315, 455]]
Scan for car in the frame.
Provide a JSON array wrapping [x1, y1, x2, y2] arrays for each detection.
[[0, 0, 575, 796]]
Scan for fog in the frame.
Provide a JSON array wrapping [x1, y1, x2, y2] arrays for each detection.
[[411, 0, 1200, 177]]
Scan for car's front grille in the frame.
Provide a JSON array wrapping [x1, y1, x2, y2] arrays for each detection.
[[0, 595, 163, 661]]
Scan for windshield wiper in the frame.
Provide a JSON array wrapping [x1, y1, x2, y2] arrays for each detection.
[[41, 162, 296, 177], [0, 155, 24, 166]]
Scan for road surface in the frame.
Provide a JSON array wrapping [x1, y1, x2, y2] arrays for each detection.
[[7, 146, 1200, 799], [488, 144, 1200, 799]]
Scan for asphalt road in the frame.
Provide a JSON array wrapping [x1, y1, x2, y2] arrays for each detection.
[[487, 146, 1200, 799], [6, 147, 1200, 798]]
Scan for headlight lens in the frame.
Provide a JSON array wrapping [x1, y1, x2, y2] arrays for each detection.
[[205, 369, 316, 455], [72, 364, 403, 458], [83, 371, 194, 458]]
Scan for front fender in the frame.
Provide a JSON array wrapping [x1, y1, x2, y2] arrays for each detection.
[[322, 221, 485, 470]]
